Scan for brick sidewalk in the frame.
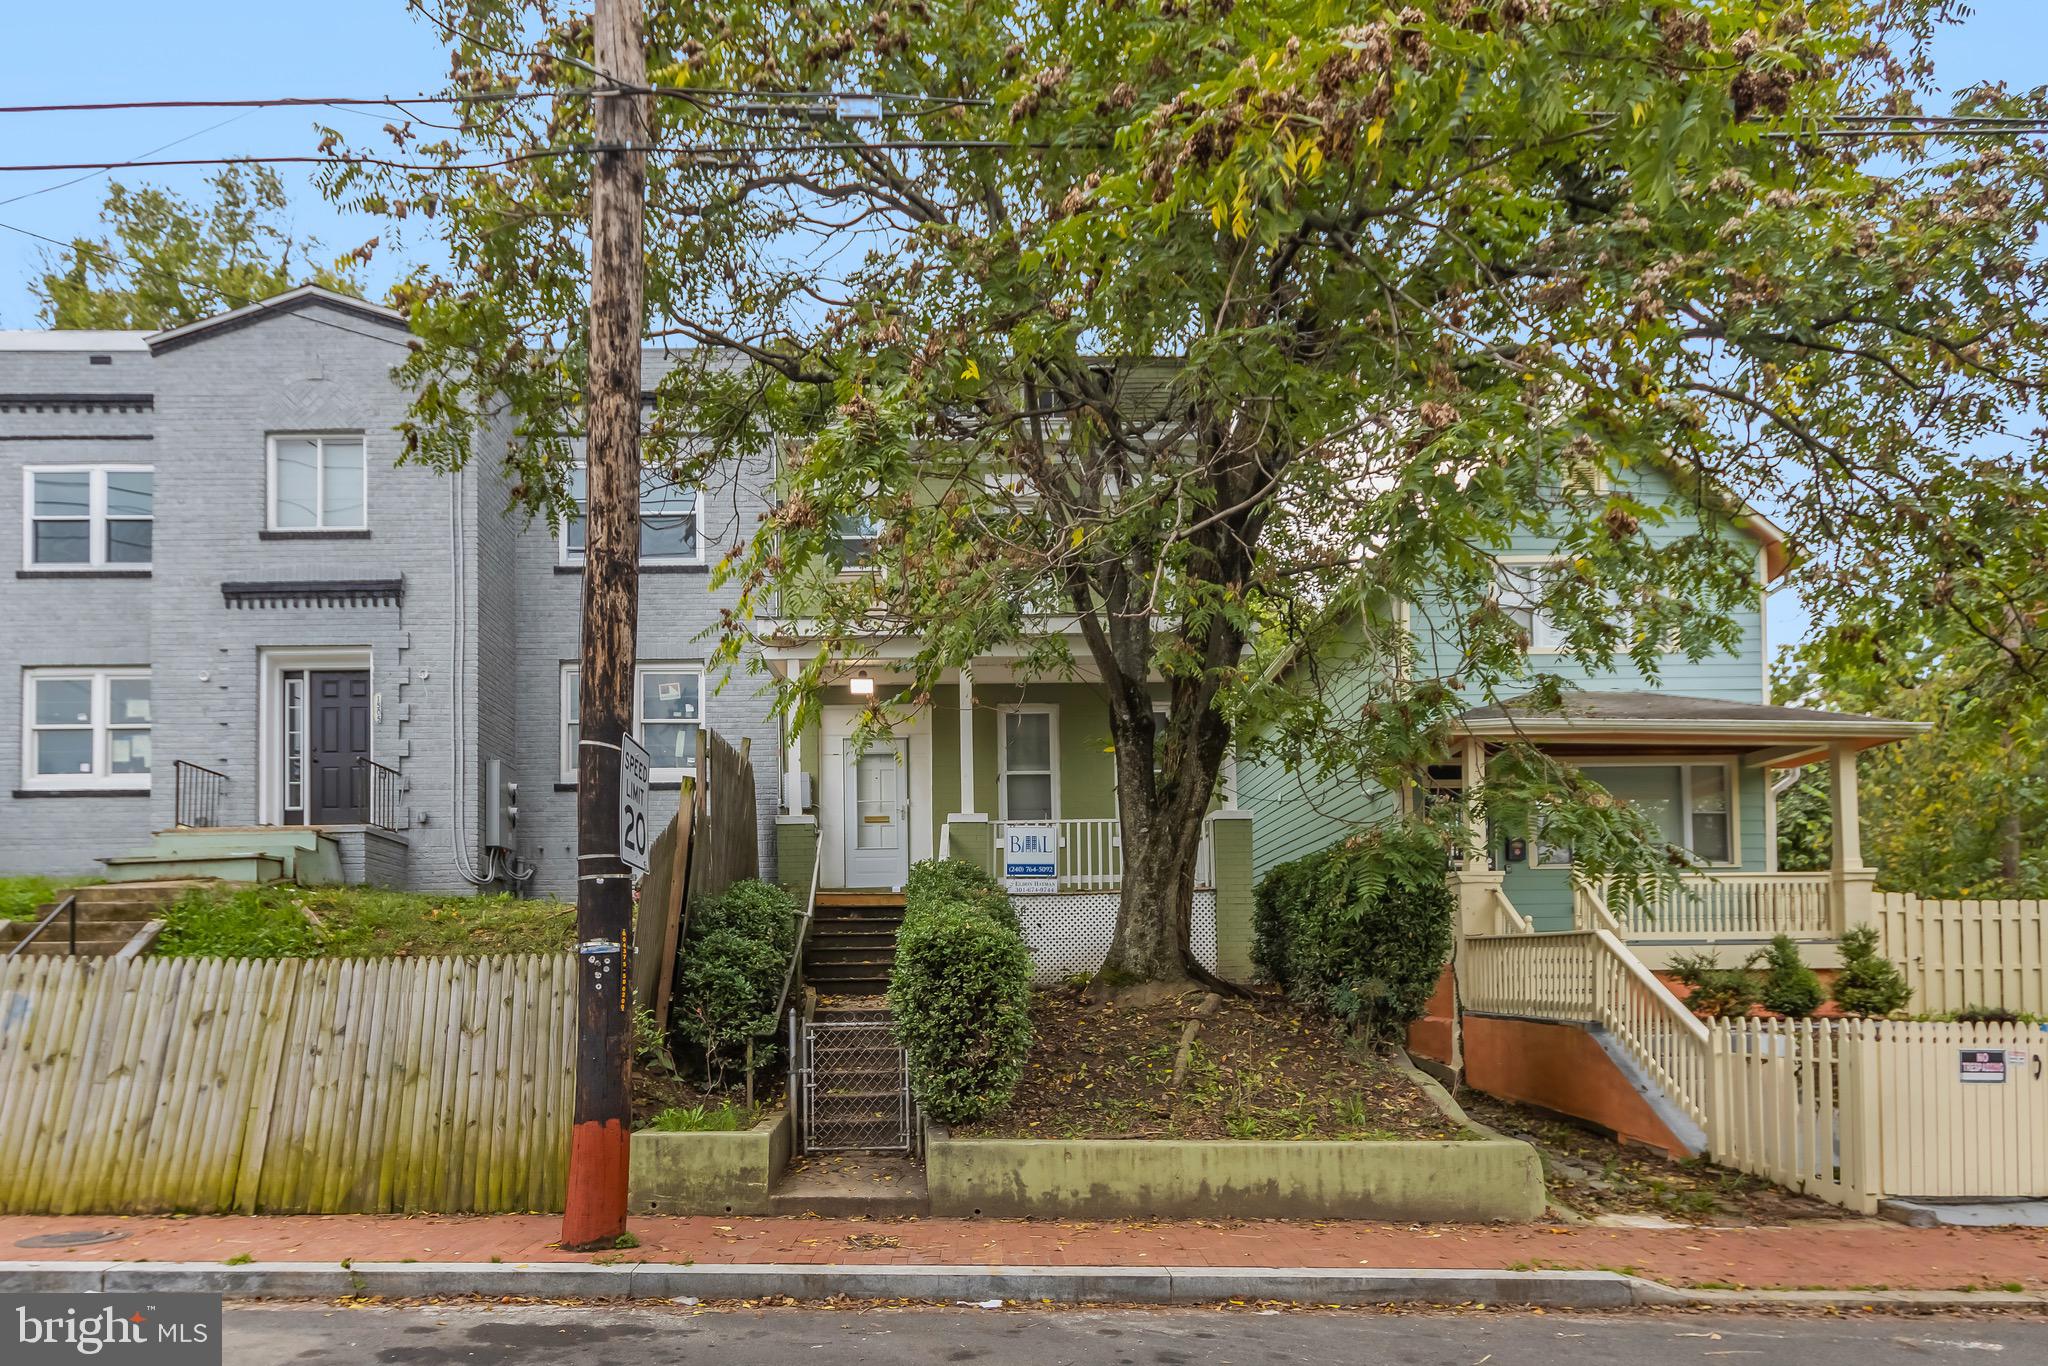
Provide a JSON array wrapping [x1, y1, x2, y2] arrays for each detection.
[[2, 1214, 2044, 1292]]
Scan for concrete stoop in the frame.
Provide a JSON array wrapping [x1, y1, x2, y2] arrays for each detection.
[[768, 1153, 930, 1218]]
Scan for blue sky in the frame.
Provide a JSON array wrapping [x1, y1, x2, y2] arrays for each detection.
[[2, 1, 2042, 651]]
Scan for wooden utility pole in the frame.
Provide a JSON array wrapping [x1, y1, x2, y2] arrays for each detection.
[[561, 0, 648, 1251]]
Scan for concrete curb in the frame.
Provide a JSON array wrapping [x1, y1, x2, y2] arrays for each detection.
[[1, 1262, 2043, 1310]]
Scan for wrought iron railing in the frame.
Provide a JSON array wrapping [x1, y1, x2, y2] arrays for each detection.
[[356, 757, 403, 831], [172, 760, 228, 828], [6, 895, 78, 960]]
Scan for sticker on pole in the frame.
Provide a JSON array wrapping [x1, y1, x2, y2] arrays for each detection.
[[618, 732, 651, 874], [1959, 1047, 2008, 1084]]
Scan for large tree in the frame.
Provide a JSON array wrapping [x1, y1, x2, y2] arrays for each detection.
[[35, 165, 363, 329], [331, 0, 2048, 989]]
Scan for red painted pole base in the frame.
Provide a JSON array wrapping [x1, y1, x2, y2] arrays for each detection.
[[560, 1118, 630, 1250]]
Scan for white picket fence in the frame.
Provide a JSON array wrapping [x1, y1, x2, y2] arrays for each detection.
[[1709, 1017, 2048, 1211], [1876, 893, 2047, 1016], [0, 953, 574, 1215], [1463, 905, 2048, 1210]]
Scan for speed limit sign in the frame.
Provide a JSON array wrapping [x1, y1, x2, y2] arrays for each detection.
[[618, 732, 651, 874]]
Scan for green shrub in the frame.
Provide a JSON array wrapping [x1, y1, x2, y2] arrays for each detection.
[[1953, 1004, 2023, 1024], [671, 879, 798, 1084], [889, 861, 1032, 1123], [688, 878, 799, 953], [1754, 934, 1824, 1018], [904, 857, 1019, 931], [1251, 824, 1456, 1041], [1669, 951, 1760, 1019], [1831, 925, 1913, 1017], [642, 1101, 759, 1132]]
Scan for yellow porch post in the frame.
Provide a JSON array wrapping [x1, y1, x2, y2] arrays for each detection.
[[1827, 743, 1877, 935]]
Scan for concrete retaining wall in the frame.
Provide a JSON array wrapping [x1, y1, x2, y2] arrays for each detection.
[[1460, 1014, 1691, 1157], [926, 1133, 1544, 1222], [628, 1111, 792, 1216]]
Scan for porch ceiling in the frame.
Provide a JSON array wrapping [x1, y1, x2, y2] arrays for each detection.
[[1457, 689, 1928, 763]]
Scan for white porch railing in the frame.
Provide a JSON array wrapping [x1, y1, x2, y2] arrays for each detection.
[[1578, 871, 1835, 940], [991, 817, 1216, 892], [1462, 916, 1711, 1127]]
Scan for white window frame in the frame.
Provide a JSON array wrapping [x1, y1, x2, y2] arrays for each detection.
[[1537, 755, 1742, 869], [559, 662, 706, 784], [830, 509, 883, 574], [996, 704, 1060, 823], [557, 464, 707, 567], [1493, 555, 1570, 654], [20, 667, 151, 791], [266, 433, 368, 532], [21, 465, 154, 569]]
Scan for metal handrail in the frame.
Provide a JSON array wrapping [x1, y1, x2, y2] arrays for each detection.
[[768, 850, 823, 1029], [355, 756, 403, 831], [6, 895, 77, 960], [172, 760, 229, 829]]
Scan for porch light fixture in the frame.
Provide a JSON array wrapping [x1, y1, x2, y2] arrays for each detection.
[[849, 670, 875, 697]]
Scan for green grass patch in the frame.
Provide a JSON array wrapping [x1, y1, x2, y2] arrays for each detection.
[[152, 883, 573, 959], [641, 1101, 760, 1133], [0, 875, 101, 923]]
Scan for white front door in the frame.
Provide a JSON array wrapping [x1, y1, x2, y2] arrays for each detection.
[[843, 737, 910, 889]]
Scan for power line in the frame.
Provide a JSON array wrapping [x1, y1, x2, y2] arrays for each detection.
[[0, 88, 992, 116]]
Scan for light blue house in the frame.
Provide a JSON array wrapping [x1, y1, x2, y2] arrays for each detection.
[[1240, 462, 1924, 968]]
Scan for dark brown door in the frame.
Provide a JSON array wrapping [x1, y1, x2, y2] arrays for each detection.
[[308, 670, 372, 825]]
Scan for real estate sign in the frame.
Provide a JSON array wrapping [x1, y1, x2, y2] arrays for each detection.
[[1003, 823, 1058, 895]]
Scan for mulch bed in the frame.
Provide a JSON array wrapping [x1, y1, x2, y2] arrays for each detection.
[[1456, 1089, 1858, 1226], [959, 988, 1460, 1142]]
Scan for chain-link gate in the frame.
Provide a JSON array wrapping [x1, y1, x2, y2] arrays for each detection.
[[796, 1013, 914, 1154]]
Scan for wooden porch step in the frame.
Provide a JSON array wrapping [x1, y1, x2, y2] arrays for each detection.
[[815, 891, 907, 909]]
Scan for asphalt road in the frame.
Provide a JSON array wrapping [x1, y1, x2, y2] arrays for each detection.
[[222, 1304, 2048, 1366]]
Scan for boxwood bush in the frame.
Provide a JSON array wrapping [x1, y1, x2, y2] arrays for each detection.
[[1252, 823, 1456, 1041], [672, 877, 799, 1085], [889, 859, 1033, 1123], [904, 857, 1020, 931]]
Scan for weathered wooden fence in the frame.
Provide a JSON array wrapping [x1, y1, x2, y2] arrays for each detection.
[[1875, 893, 2047, 1016], [1708, 1017, 2048, 1212], [631, 729, 760, 1015], [0, 953, 574, 1215]]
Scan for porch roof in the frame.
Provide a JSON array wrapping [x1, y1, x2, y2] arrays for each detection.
[[1456, 690, 1928, 764]]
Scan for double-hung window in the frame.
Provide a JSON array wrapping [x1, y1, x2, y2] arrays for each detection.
[[999, 707, 1058, 822], [21, 668, 151, 790], [560, 663, 704, 783], [1540, 760, 1738, 868], [23, 467, 153, 568], [561, 465, 702, 565], [269, 435, 367, 531], [831, 510, 881, 569], [1494, 560, 1568, 653]]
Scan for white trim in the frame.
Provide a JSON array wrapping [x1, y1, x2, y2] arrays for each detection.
[[19, 667, 151, 791], [266, 433, 368, 532], [21, 465, 154, 569], [996, 703, 1060, 823], [818, 704, 934, 889], [1541, 754, 1743, 869], [256, 647, 373, 824], [559, 660, 705, 784], [557, 462, 707, 567]]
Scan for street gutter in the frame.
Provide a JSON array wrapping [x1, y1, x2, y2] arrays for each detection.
[[1, 1262, 2042, 1311]]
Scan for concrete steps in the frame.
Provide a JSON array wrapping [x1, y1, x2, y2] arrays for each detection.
[[0, 880, 200, 959], [101, 827, 343, 886]]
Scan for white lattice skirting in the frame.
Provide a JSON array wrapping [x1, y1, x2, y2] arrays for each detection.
[[1015, 891, 1218, 981]]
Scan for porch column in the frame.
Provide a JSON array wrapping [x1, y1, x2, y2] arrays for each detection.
[[1220, 745, 1239, 810], [957, 667, 977, 816], [782, 705, 804, 816], [1827, 743, 1877, 934]]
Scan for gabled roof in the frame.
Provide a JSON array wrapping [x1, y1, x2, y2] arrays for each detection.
[[1457, 689, 1926, 760], [146, 285, 409, 354]]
